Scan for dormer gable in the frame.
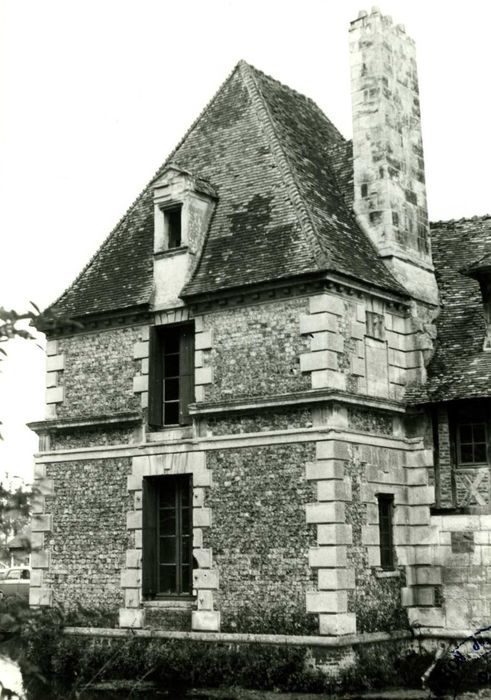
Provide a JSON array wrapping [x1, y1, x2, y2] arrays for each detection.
[[152, 165, 217, 310], [462, 254, 491, 351]]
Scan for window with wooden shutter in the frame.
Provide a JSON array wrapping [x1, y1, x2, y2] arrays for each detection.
[[147, 323, 195, 428], [142, 475, 192, 599], [377, 494, 395, 570]]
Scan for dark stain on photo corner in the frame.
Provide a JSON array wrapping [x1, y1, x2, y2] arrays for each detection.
[[426, 625, 491, 697]]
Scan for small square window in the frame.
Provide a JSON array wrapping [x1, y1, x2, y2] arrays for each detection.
[[164, 206, 182, 249], [458, 423, 488, 464], [366, 311, 385, 340]]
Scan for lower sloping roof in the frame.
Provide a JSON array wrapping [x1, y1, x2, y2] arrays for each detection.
[[414, 215, 491, 403]]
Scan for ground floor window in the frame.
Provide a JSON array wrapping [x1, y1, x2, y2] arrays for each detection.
[[142, 475, 192, 598], [377, 493, 394, 570]]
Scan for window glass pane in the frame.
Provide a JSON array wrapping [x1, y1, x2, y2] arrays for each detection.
[[165, 333, 180, 354], [159, 486, 174, 508], [181, 484, 190, 506], [182, 507, 190, 533], [459, 425, 473, 444], [164, 354, 179, 377], [164, 402, 179, 425], [159, 538, 176, 564], [460, 443, 474, 463], [164, 378, 179, 401], [7, 571, 20, 579], [159, 566, 176, 594], [159, 510, 176, 535], [473, 424, 486, 444], [181, 565, 190, 593], [181, 535, 191, 562], [474, 443, 487, 463]]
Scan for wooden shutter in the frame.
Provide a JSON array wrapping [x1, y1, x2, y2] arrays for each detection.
[[142, 477, 158, 600], [179, 325, 195, 425], [148, 326, 163, 428]]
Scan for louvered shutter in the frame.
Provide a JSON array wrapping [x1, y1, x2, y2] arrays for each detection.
[[148, 326, 163, 428], [179, 325, 195, 426], [142, 477, 158, 599]]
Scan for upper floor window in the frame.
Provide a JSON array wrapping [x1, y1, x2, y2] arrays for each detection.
[[458, 423, 488, 465], [164, 205, 182, 249], [148, 323, 194, 428]]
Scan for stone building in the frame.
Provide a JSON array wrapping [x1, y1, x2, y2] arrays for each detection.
[[29, 8, 491, 638]]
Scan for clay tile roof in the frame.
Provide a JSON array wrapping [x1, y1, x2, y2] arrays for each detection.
[[409, 215, 491, 403], [49, 61, 402, 320]]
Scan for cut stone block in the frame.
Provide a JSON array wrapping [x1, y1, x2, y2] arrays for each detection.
[[125, 549, 142, 569], [126, 511, 142, 530], [317, 524, 353, 545], [317, 480, 352, 502], [305, 502, 345, 524], [46, 339, 59, 356], [309, 546, 347, 568], [197, 589, 214, 611], [193, 547, 212, 569], [31, 514, 53, 532], [119, 608, 145, 628], [311, 369, 346, 390], [29, 587, 52, 607], [46, 354, 65, 372], [192, 611, 220, 631], [195, 331, 213, 350], [316, 441, 350, 461], [318, 568, 355, 590], [195, 367, 213, 385], [46, 386, 64, 404], [300, 312, 337, 335], [306, 590, 348, 613], [193, 508, 211, 527], [124, 589, 141, 608], [133, 375, 148, 393], [193, 568, 219, 590], [319, 612, 356, 636], [306, 460, 345, 481], [133, 341, 149, 359], [300, 350, 337, 372], [121, 569, 141, 589]]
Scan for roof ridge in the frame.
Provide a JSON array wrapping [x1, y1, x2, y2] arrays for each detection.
[[49, 62, 243, 314], [430, 213, 491, 227], [239, 61, 327, 269]]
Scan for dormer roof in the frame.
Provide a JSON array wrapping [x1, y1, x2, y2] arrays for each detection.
[[48, 61, 403, 320]]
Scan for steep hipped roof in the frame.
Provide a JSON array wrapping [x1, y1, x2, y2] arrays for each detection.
[[50, 61, 402, 319], [415, 215, 491, 403]]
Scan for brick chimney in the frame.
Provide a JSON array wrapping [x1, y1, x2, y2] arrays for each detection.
[[350, 7, 438, 305]]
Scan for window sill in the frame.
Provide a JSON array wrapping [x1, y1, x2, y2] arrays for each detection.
[[154, 245, 188, 260], [374, 568, 400, 579], [143, 598, 195, 610]]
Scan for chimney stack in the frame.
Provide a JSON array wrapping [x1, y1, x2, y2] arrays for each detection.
[[350, 8, 438, 305]]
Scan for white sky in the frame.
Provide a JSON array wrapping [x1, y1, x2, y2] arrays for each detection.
[[1, 0, 490, 482]]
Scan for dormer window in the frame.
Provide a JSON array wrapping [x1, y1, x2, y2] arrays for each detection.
[[461, 254, 491, 351], [164, 205, 182, 249]]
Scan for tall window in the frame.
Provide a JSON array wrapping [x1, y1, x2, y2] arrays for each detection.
[[458, 423, 487, 464], [148, 323, 194, 428], [164, 205, 182, 249], [377, 494, 394, 570], [142, 475, 192, 599]]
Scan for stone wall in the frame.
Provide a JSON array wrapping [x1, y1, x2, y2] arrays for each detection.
[[431, 513, 491, 629], [53, 326, 144, 419], [207, 443, 317, 634], [203, 297, 311, 402], [38, 457, 132, 610], [299, 290, 422, 401]]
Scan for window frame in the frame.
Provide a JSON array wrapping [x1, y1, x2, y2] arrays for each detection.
[[377, 493, 395, 571], [456, 422, 488, 466], [142, 475, 193, 600], [148, 322, 195, 429]]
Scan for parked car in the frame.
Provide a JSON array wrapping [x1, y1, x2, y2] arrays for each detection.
[[0, 567, 30, 600]]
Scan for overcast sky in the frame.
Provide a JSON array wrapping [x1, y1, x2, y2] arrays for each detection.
[[1, 0, 490, 482]]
